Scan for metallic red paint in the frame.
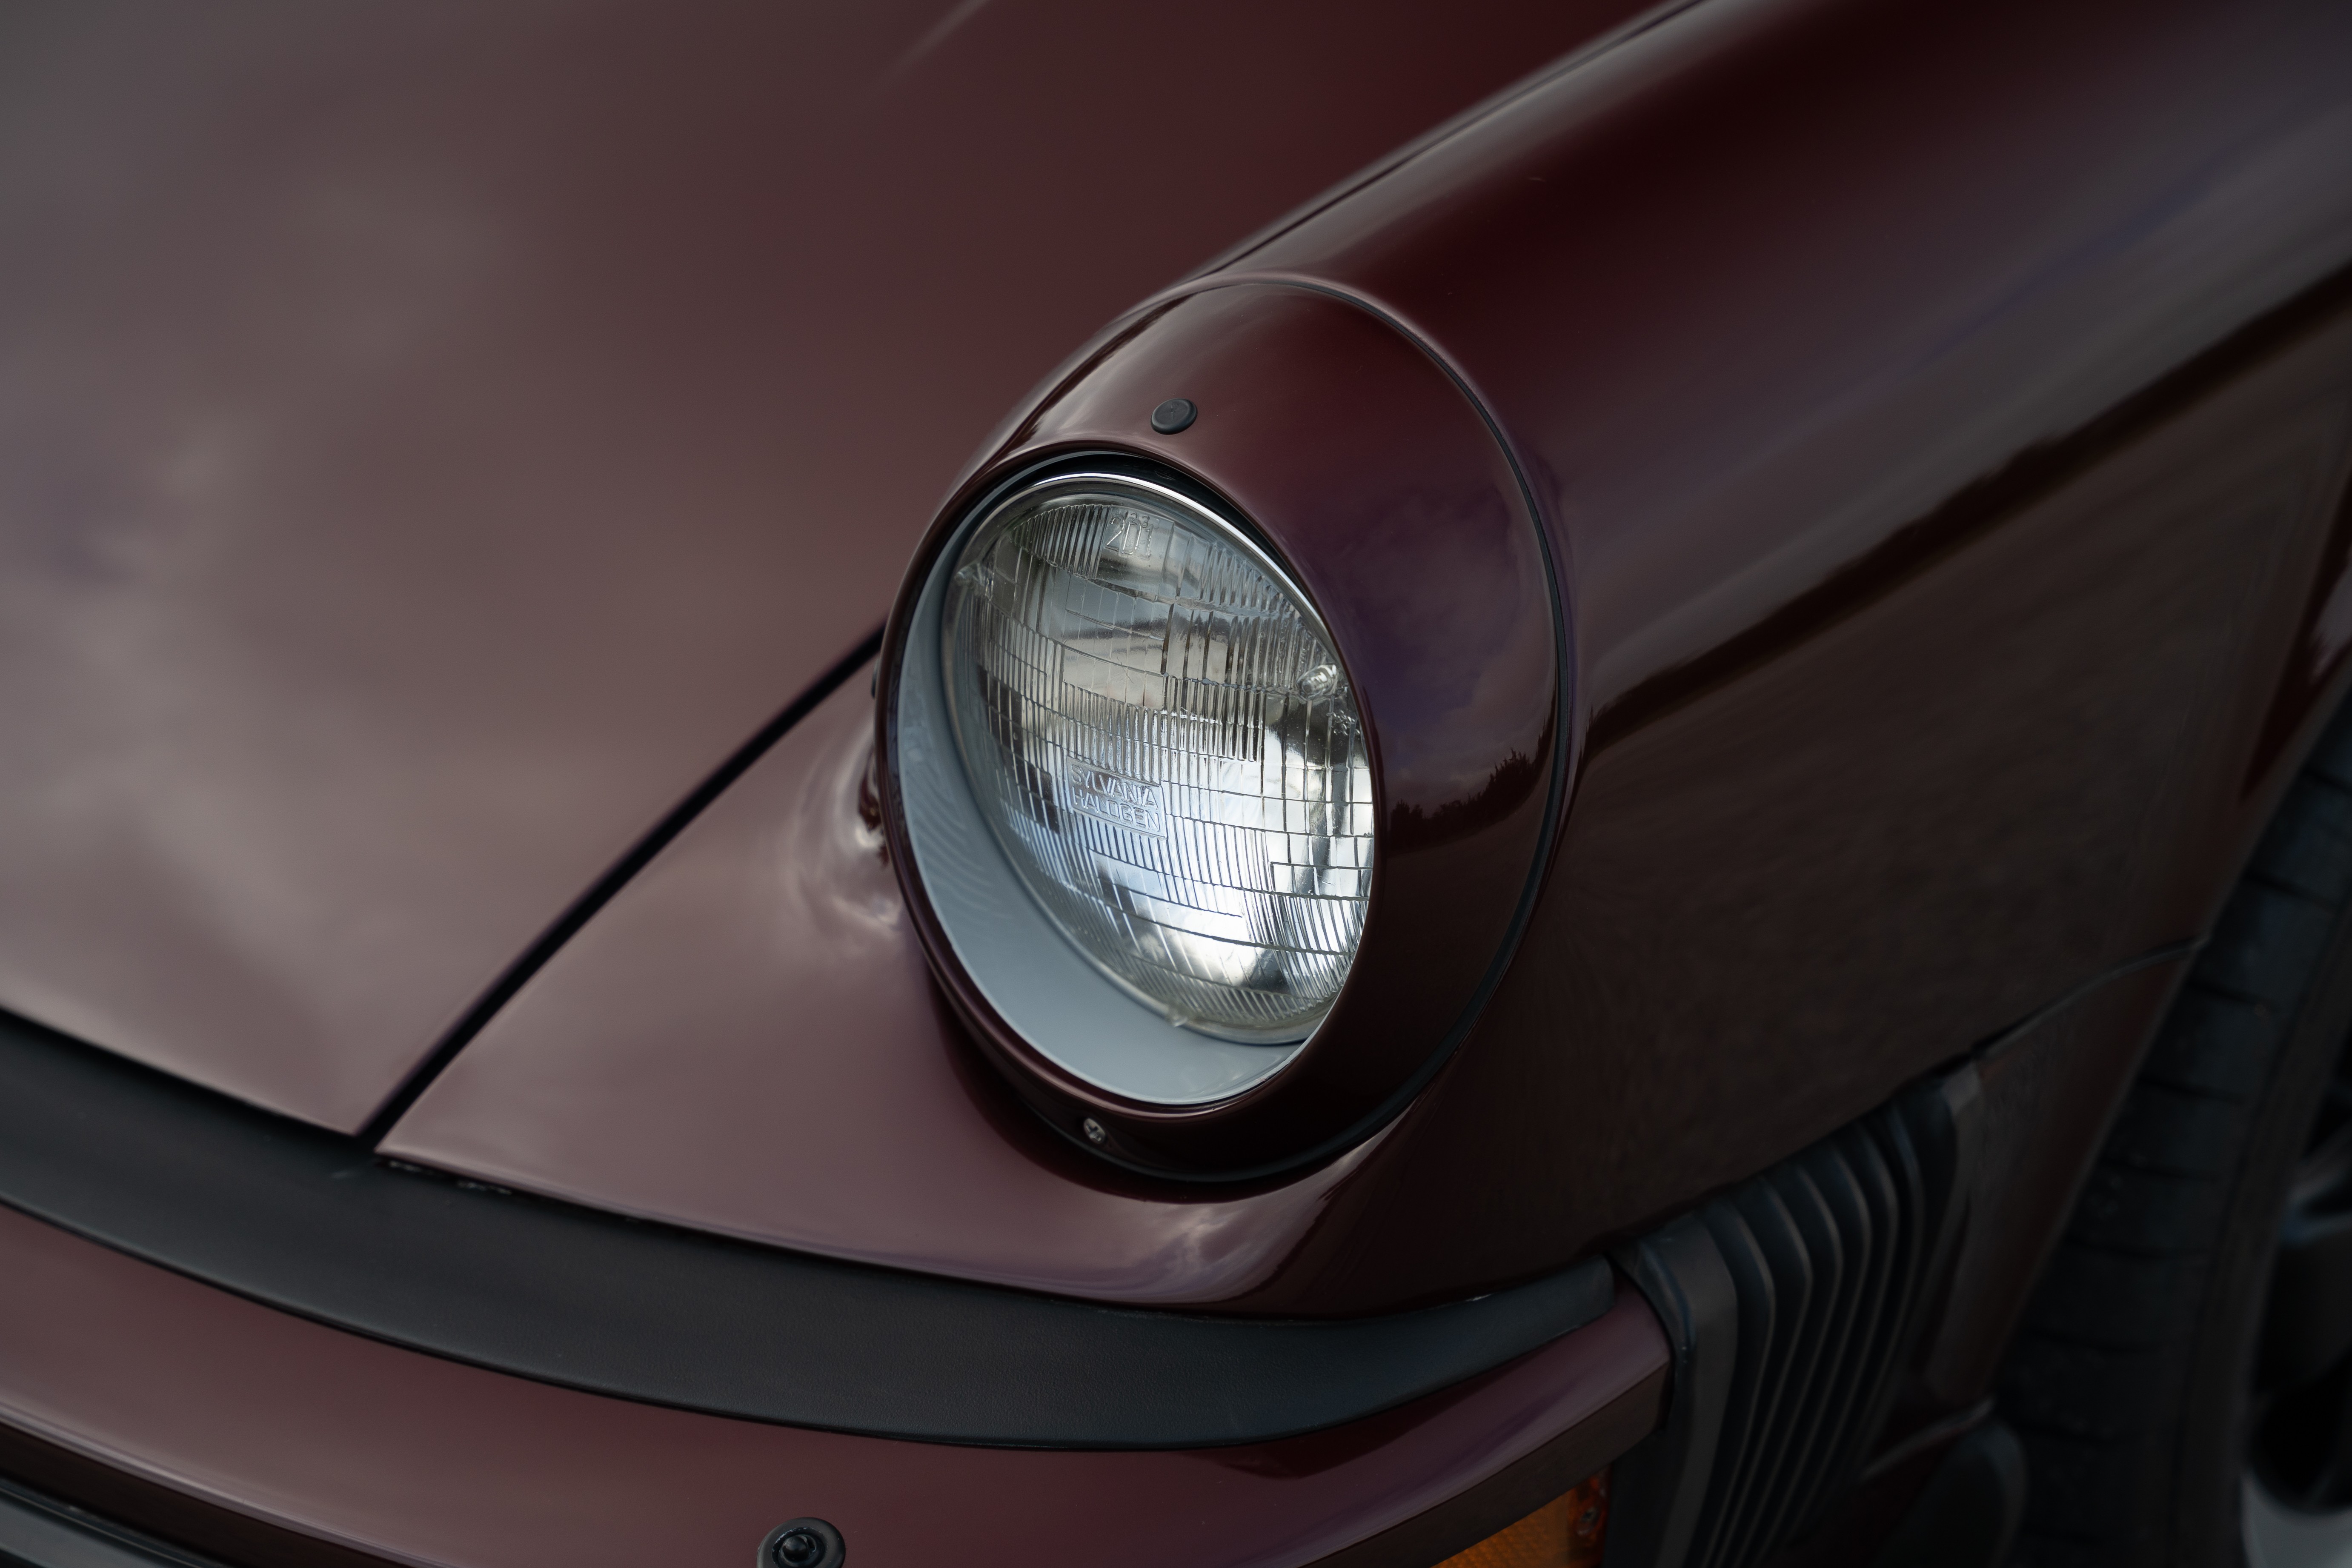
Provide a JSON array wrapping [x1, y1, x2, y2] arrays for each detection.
[[385, 675, 1392, 1303], [387, 283, 1564, 1275], [1267, 300, 2352, 1312], [23, 0, 2352, 1561], [387, 280, 1562, 1270], [388, 0, 2352, 1345], [0, 0, 1655, 1132], [1182, 0, 2352, 1310], [0, 1202, 1665, 1568]]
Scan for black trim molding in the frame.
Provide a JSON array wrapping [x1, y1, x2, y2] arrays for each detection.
[[0, 1470, 240, 1568], [0, 1009, 1612, 1449]]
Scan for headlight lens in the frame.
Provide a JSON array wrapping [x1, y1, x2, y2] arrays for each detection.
[[940, 475, 1373, 1047]]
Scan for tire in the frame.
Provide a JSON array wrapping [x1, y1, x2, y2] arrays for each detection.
[[1997, 702, 2352, 1568]]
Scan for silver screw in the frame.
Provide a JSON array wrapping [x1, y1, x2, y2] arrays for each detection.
[[1082, 1117, 1107, 1145]]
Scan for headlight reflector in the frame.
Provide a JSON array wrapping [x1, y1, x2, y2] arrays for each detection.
[[940, 477, 1373, 1046]]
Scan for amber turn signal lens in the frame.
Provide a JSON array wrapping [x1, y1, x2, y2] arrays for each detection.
[[1436, 1468, 1609, 1568]]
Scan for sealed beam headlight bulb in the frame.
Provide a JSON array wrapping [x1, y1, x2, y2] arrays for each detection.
[[941, 475, 1373, 1046]]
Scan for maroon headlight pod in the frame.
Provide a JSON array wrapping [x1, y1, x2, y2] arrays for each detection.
[[878, 283, 1564, 1178]]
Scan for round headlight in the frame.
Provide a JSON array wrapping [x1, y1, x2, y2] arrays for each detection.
[[946, 476, 1373, 1040], [895, 468, 1374, 1106]]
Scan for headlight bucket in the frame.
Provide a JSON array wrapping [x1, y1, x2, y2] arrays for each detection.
[[879, 283, 1563, 1179]]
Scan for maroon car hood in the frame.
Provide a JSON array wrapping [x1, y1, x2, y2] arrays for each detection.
[[0, 0, 1629, 1130]]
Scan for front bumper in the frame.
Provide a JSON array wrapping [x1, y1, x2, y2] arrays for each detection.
[[0, 1201, 1664, 1568]]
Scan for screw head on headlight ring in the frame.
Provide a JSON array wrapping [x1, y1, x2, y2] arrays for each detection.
[[879, 283, 1562, 1180]]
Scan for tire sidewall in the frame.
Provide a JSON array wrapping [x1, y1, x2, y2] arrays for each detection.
[[2172, 908, 2352, 1567]]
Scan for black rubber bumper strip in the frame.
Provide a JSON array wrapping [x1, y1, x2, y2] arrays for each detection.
[[0, 1011, 1612, 1448]]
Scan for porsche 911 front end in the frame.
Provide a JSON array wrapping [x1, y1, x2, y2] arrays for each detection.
[[4, 3, 2352, 1567]]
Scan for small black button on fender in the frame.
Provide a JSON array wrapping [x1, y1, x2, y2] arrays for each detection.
[[762, 1518, 846, 1568], [1150, 397, 1197, 434]]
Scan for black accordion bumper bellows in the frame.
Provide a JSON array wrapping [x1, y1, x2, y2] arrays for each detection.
[[1605, 1068, 1983, 1568]]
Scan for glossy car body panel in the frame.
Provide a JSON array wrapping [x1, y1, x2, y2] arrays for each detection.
[[1182, 0, 2352, 1309], [0, 1202, 1665, 1568], [393, 0, 2352, 1328], [391, 279, 1566, 1269], [386, 676, 1392, 1304], [1270, 300, 2352, 1312], [14, 0, 2352, 1560], [0, 0, 1653, 1131]]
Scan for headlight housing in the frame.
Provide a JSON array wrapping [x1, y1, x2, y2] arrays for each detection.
[[879, 284, 1561, 1179], [898, 468, 1370, 1105]]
